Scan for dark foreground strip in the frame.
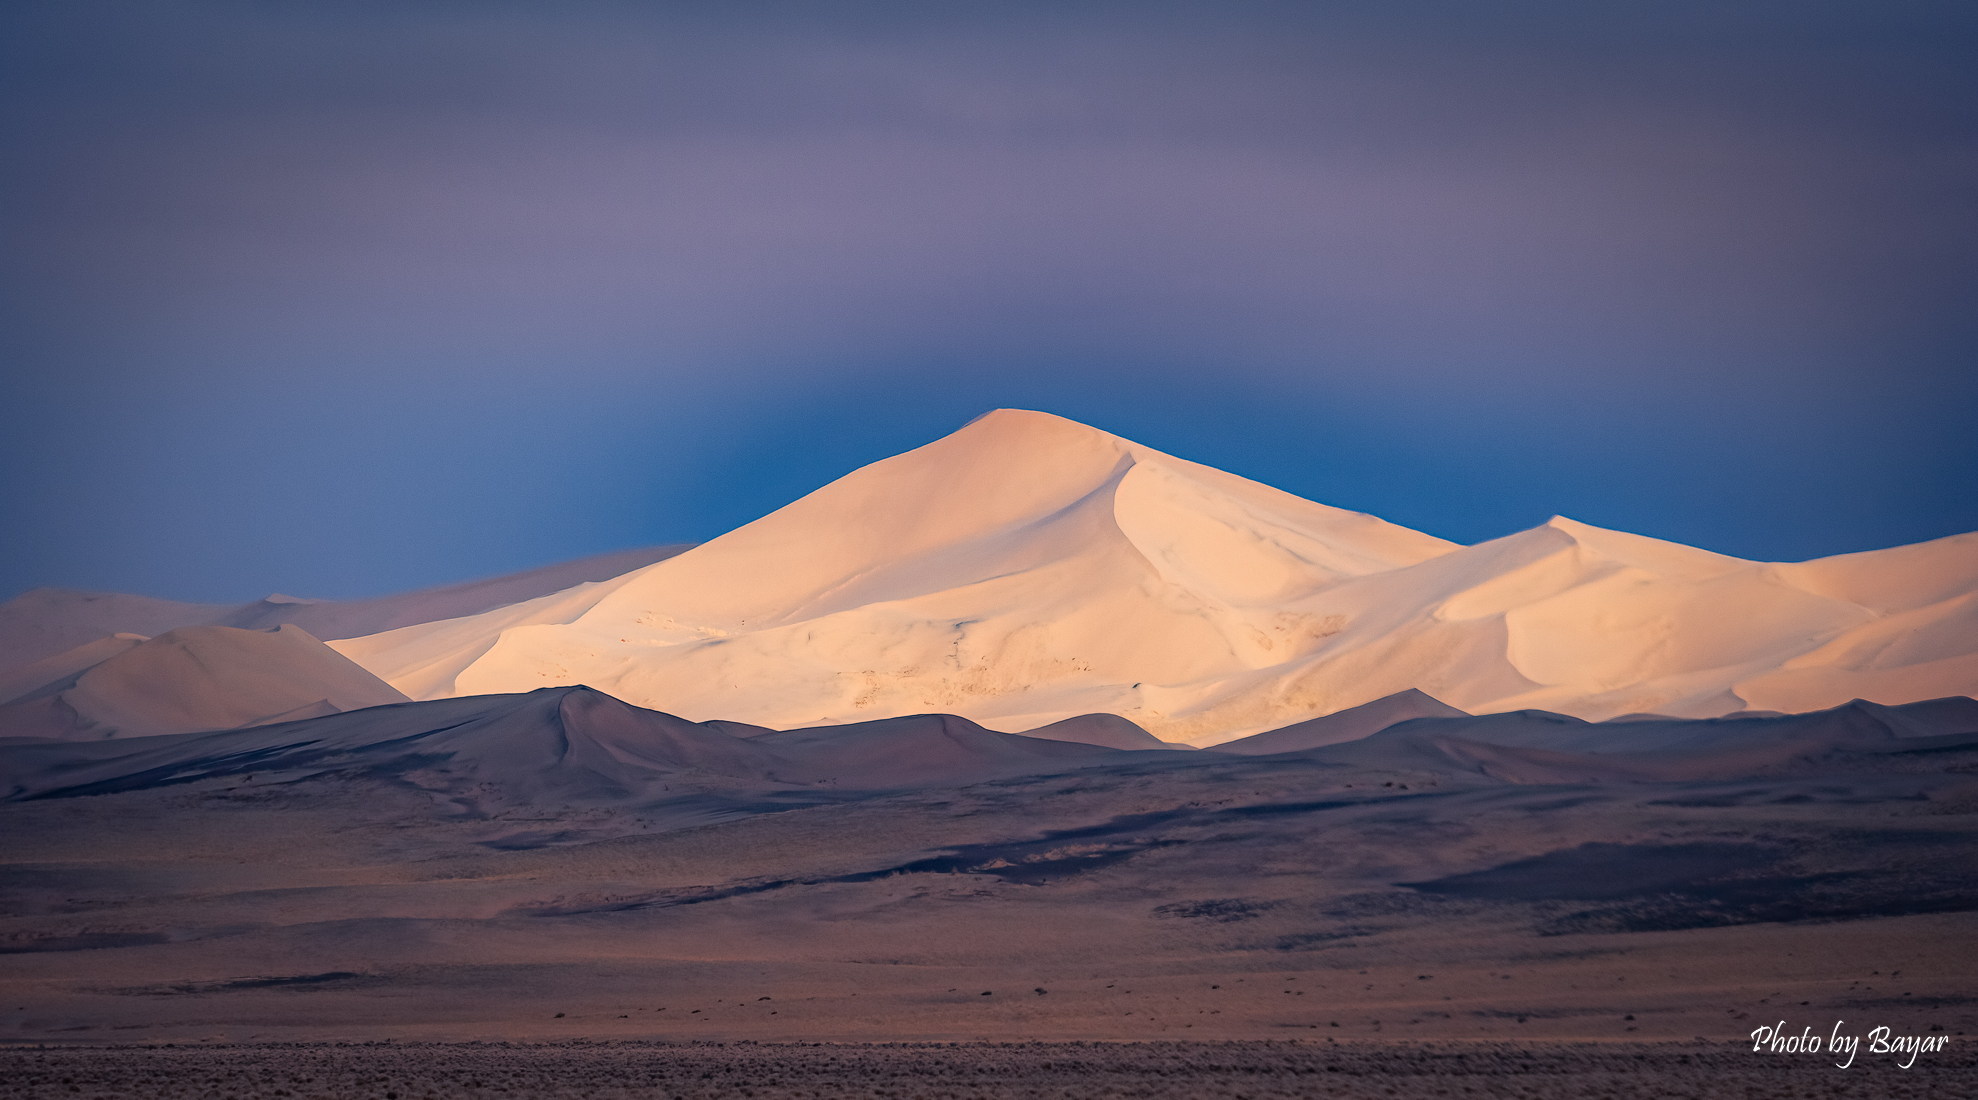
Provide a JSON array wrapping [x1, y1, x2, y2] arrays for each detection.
[[1, 1040, 1971, 1099]]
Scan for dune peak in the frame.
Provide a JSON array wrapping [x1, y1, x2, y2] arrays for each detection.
[[17, 412, 1967, 745]]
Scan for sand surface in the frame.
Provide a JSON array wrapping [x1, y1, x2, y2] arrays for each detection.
[[0, 625, 409, 740], [1212, 690, 1468, 754], [9, 413, 1970, 746], [319, 411, 1978, 742], [0, 545, 694, 675]]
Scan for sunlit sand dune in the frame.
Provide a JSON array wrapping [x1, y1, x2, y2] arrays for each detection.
[[322, 410, 1976, 744], [0, 624, 407, 739], [0, 545, 693, 674]]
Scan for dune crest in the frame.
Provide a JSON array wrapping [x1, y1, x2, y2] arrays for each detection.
[[1207, 689, 1468, 754], [312, 411, 1976, 743]]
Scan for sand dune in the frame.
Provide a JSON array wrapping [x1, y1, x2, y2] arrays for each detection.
[[1300, 696, 1978, 784], [332, 410, 1459, 739], [213, 545, 696, 639], [5, 417, 1972, 1062], [754, 713, 1129, 789], [318, 411, 1975, 743], [1207, 688, 1467, 754], [1, 689, 765, 806], [0, 545, 693, 676], [7, 413, 1971, 748], [1017, 712, 1172, 750], [0, 633, 148, 707], [0, 687, 1161, 811], [0, 624, 407, 740], [10, 684, 1969, 808], [0, 590, 229, 678]]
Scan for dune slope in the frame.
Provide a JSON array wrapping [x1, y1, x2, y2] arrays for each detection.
[[1209, 689, 1468, 754], [0, 624, 409, 740], [0, 545, 694, 677], [324, 411, 1975, 743]]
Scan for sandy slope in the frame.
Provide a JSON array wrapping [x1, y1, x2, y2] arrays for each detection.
[[1209, 689, 1469, 754], [1305, 696, 1978, 784], [0, 634, 148, 707], [0, 687, 1182, 816], [1019, 712, 1172, 750], [0, 591, 230, 679], [0, 625, 408, 740], [0, 545, 693, 676], [327, 411, 1978, 744]]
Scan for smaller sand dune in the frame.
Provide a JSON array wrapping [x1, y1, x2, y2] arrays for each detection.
[[0, 624, 408, 740], [0, 689, 1149, 806], [214, 545, 695, 640], [0, 545, 694, 677], [753, 713, 1129, 788], [9, 686, 1972, 811], [1305, 696, 1978, 783], [0, 632, 148, 706], [1204, 689, 1466, 754], [0, 687, 778, 806], [0, 590, 228, 676], [1016, 713, 1171, 750]]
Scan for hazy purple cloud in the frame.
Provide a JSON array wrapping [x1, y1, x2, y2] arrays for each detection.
[[3, 1, 1973, 600]]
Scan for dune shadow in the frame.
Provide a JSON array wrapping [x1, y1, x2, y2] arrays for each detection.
[[0, 931, 172, 954], [1401, 839, 1978, 934]]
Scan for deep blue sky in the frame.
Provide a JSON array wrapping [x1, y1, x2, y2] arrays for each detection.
[[3, 1, 1974, 603]]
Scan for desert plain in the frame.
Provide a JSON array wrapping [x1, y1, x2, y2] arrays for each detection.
[[4, 689, 1976, 1096]]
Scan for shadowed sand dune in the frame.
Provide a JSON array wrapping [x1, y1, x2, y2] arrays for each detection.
[[1295, 697, 1978, 783], [1017, 711, 1172, 749], [1208, 689, 1469, 754], [750, 712, 1135, 789], [0, 687, 1172, 811], [12, 687, 1963, 805], [35, 689, 1961, 808]]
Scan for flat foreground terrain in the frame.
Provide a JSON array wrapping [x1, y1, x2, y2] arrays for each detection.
[[5, 692, 1976, 1100], [5, 1040, 1973, 1099], [7, 739, 1977, 1046]]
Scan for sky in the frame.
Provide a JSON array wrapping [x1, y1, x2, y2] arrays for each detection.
[[2, 0, 1974, 604]]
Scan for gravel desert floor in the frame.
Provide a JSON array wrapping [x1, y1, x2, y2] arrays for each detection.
[[6, 1039, 1975, 1100], [6, 690, 1975, 1095]]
